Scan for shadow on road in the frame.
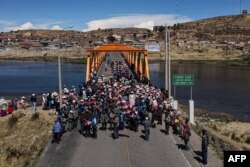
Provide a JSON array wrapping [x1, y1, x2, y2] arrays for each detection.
[[176, 144, 188, 150], [140, 134, 147, 140], [160, 129, 166, 134], [193, 151, 203, 163], [119, 134, 130, 137]]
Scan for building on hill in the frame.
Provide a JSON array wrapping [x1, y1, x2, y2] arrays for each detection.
[[242, 10, 248, 15]]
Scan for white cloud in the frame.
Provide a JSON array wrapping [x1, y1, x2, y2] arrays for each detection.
[[3, 21, 63, 31], [51, 25, 62, 30], [83, 14, 192, 31], [20, 22, 34, 29], [0, 20, 15, 26]]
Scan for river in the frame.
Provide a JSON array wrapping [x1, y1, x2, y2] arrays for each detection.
[[0, 61, 249, 122]]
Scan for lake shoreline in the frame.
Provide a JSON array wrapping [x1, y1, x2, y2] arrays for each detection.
[[0, 56, 249, 67]]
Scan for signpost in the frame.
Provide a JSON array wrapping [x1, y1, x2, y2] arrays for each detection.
[[173, 74, 195, 124], [145, 43, 160, 52], [173, 74, 194, 86]]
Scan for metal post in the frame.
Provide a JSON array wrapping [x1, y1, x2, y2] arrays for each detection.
[[174, 86, 176, 98], [240, 0, 242, 13], [57, 26, 73, 108], [191, 86, 193, 100], [165, 24, 169, 91], [168, 28, 171, 98], [58, 34, 62, 108]]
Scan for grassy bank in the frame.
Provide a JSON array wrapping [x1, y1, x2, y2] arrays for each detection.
[[0, 56, 87, 64], [0, 108, 56, 167], [1, 55, 250, 68], [179, 105, 250, 159]]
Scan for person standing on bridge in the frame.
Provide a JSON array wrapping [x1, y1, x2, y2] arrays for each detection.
[[144, 117, 150, 140], [164, 113, 171, 135], [202, 129, 209, 165], [113, 114, 119, 139]]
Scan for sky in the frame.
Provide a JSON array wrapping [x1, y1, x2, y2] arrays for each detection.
[[0, 0, 250, 32]]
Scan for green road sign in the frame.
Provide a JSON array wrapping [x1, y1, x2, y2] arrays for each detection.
[[173, 74, 194, 86]]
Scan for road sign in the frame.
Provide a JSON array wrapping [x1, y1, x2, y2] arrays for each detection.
[[173, 74, 194, 86], [145, 43, 160, 52]]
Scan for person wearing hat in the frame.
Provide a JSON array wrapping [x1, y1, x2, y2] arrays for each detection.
[[68, 110, 74, 131], [143, 117, 150, 141], [30, 93, 37, 113], [20, 96, 26, 110], [201, 129, 209, 165]]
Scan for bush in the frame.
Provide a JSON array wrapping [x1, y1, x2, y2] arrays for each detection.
[[31, 112, 39, 121], [231, 132, 236, 140], [8, 115, 18, 128], [244, 135, 250, 144]]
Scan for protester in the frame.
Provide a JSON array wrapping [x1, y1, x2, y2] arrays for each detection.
[[182, 117, 191, 150], [30, 93, 37, 113], [144, 117, 150, 140], [202, 129, 209, 165], [52, 118, 62, 144], [164, 113, 171, 135]]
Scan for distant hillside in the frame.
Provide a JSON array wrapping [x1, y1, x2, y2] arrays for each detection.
[[171, 14, 250, 42], [1, 14, 250, 61]]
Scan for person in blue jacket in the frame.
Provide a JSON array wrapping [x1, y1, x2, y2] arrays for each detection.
[[52, 118, 62, 144]]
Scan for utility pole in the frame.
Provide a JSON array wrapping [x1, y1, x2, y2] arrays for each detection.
[[58, 34, 62, 108], [168, 28, 171, 98], [58, 26, 73, 108], [165, 24, 169, 91], [240, 0, 242, 14], [165, 24, 171, 98]]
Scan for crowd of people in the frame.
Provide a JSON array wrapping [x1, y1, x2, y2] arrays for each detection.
[[49, 59, 194, 146], [0, 56, 209, 165]]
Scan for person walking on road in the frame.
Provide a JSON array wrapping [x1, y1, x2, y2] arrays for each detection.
[[91, 115, 97, 139], [182, 118, 191, 150], [52, 118, 62, 144], [202, 129, 209, 165], [164, 114, 171, 135], [113, 115, 119, 139], [144, 117, 150, 140]]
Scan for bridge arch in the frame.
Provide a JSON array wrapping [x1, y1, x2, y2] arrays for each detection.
[[85, 43, 150, 81]]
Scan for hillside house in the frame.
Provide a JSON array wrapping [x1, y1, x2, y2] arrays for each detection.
[[228, 41, 236, 45], [112, 34, 122, 41], [242, 10, 248, 15], [177, 40, 185, 47]]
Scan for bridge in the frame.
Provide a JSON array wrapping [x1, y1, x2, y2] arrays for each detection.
[[36, 43, 221, 167], [85, 43, 150, 81]]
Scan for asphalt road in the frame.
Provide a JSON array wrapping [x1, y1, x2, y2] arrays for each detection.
[[36, 123, 203, 167], [37, 52, 205, 167]]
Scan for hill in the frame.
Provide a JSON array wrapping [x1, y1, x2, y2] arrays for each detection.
[[1, 14, 250, 61], [172, 14, 250, 42]]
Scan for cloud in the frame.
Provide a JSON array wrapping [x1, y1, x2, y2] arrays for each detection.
[[51, 25, 62, 30], [0, 20, 15, 26], [3, 21, 63, 31], [83, 14, 192, 31]]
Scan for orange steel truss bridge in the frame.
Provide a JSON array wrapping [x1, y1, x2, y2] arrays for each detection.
[[85, 43, 150, 81]]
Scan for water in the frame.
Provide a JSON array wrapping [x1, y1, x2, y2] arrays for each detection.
[[149, 62, 250, 122], [0, 61, 249, 121], [0, 61, 86, 98]]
